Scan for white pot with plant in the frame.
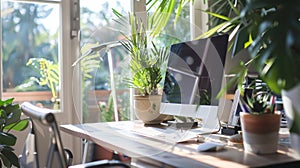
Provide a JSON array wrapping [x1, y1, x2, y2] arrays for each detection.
[[116, 13, 170, 124], [238, 1, 300, 157], [239, 80, 281, 154]]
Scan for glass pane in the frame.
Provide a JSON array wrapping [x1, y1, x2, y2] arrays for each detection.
[[1, 1, 60, 109], [79, 0, 131, 123], [79, 0, 190, 123]]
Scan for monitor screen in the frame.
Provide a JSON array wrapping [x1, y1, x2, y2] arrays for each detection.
[[160, 34, 229, 118]]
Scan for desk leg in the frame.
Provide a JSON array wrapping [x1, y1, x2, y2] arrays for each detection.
[[82, 139, 89, 163]]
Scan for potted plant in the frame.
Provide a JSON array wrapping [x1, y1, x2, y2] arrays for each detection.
[[115, 12, 170, 124], [201, 1, 300, 157], [240, 1, 300, 157], [239, 79, 281, 154], [0, 98, 29, 167]]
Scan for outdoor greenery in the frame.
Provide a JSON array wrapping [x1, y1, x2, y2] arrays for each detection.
[[26, 58, 59, 101], [2, 2, 58, 90], [2, 0, 191, 121], [0, 98, 28, 168]]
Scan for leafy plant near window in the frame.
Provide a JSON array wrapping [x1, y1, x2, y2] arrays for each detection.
[[26, 58, 59, 101], [114, 12, 169, 96], [26, 43, 100, 101], [99, 95, 115, 122], [0, 98, 28, 168]]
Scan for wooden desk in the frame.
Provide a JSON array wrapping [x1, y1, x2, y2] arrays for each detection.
[[60, 121, 300, 168]]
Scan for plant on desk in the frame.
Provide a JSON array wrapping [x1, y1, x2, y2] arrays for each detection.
[[201, 0, 300, 157], [114, 11, 170, 124], [239, 79, 281, 154]]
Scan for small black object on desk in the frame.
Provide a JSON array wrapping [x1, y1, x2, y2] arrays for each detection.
[[221, 124, 241, 135]]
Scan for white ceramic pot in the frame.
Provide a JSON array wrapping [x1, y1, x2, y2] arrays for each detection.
[[282, 83, 300, 158], [240, 112, 281, 154], [134, 95, 167, 124]]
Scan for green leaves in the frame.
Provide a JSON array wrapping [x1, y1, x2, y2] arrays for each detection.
[[0, 98, 29, 168], [0, 146, 20, 167], [243, 0, 300, 93], [26, 58, 59, 100], [0, 98, 29, 132], [240, 79, 272, 114], [130, 67, 162, 95], [147, 0, 191, 37], [0, 133, 16, 146], [125, 46, 169, 95], [115, 11, 169, 96]]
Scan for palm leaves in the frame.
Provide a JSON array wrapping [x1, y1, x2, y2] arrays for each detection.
[[242, 0, 300, 94], [114, 11, 169, 95], [147, 0, 192, 37], [79, 43, 101, 80]]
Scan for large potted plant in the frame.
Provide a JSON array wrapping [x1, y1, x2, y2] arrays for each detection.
[[0, 98, 28, 167], [115, 12, 170, 124], [239, 79, 281, 154], [201, 0, 300, 157]]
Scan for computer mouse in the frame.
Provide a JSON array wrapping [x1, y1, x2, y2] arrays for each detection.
[[196, 142, 225, 152]]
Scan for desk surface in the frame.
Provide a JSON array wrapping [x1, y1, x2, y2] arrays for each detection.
[[60, 121, 299, 168]]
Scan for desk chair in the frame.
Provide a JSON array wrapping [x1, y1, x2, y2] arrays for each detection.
[[19, 102, 129, 168]]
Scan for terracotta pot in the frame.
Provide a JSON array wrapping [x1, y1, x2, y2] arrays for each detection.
[[134, 95, 167, 124], [240, 112, 281, 154]]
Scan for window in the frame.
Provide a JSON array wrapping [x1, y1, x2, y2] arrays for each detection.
[[79, 0, 132, 123], [1, 0, 82, 161], [1, 0, 60, 109]]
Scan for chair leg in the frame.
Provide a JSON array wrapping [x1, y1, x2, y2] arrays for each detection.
[[82, 139, 89, 163], [46, 144, 55, 168]]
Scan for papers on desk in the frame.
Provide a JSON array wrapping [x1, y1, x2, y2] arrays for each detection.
[[130, 126, 201, 143], [106, 121, 218, 143]]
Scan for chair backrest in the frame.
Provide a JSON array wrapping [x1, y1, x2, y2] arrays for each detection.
[[20, 102, 70, 168]]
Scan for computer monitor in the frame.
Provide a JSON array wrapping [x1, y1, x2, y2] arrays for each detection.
[[160, 34, 229, 126]]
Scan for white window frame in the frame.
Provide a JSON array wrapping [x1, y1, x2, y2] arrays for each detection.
[[0, 0, 82, 162]]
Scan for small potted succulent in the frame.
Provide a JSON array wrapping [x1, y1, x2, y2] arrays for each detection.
[[239, 79, 281, 154]]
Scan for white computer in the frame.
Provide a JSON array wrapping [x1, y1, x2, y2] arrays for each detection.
[[160, 34, 229, 133]]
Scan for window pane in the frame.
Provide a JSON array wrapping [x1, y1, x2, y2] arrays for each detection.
[[1, 1, 60, 109], [80, 0, 131, 123]]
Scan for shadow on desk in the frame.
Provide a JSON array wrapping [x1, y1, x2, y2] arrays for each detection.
[[257, 160, 300, 168], [91, 143, 131, 163]]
